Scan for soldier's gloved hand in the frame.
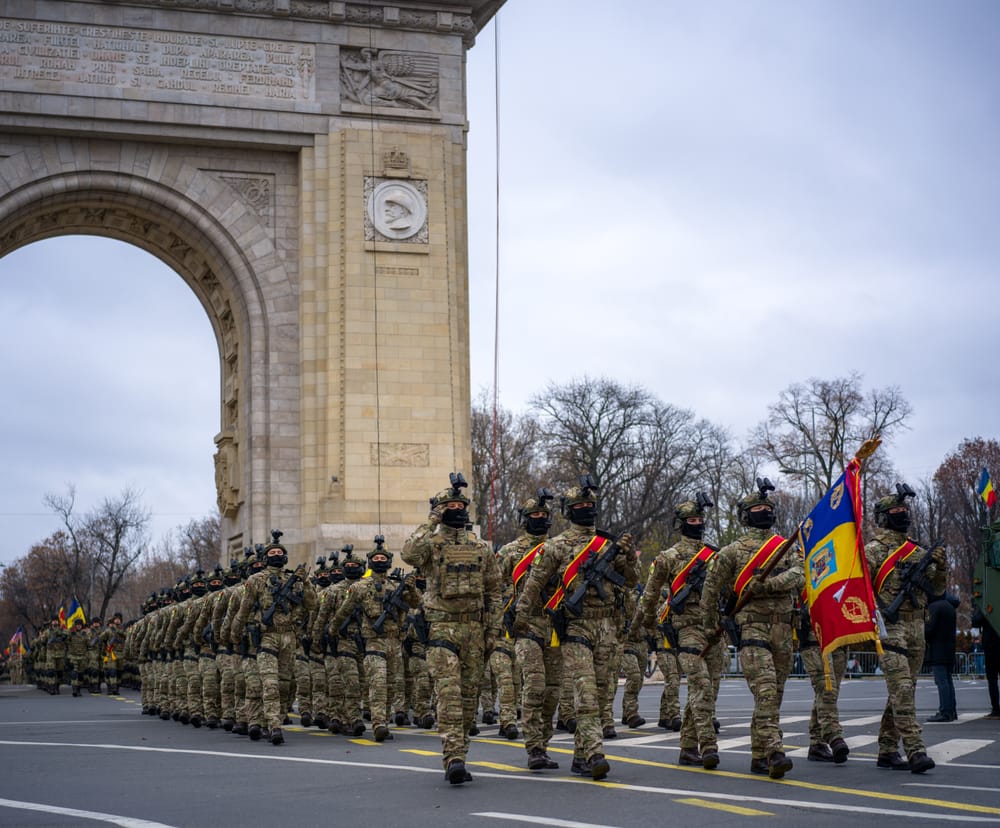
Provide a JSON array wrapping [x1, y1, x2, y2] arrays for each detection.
[[765, 567, 804, 594], [931, 546, 947, 567], [617, 533, 634, 554], [742, 576, 764, 598], [512, 614, 530, 637], [427, 504, 445, 525]]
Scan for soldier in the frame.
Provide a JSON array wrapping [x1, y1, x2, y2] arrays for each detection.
[[331, 536, 421, 742], [402, 572, 435, 729], [221, 551, 267, 737], [638, 495, 722, 769], [66, 618, 90, 696], [866, 484, 944, 774], [84, 618, 103, 693], [44, 617, 69, 694], [515, 475, 638, 781], [232, 532, 317, 746], [500, 489, 561, 770], [402, 472, 502, 785], [619, 586, 648, 730], [797, 596, 850, 764], [101, 614, 126, 695], [302, 556, 334, 729], [175, 571, 210, 726], [701, 478, 803, 779], [191, 567, 226, 728]]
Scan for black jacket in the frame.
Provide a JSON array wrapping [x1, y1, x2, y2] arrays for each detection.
[[925, 594, 959, 666]]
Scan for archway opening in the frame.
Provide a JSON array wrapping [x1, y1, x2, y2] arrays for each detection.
[[0, 235, 220, 565]]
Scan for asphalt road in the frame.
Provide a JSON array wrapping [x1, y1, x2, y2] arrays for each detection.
[[1, 676, 998, 828]]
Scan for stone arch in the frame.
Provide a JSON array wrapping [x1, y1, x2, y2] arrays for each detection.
[[0, 139, 300, 553]]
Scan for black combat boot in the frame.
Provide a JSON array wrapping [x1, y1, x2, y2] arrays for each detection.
[[482, 710, 496, 725], [750, 757, 768, 775], [670, 716, 682, 732], [394, 711, 411, 726], [876, 751, 909, 770], [602, 725, 617, 739], [221, 718, 235, 732], [299, 712, 313, 728], [807, 743, 834, 762], [248, 724, 263, 741], [502, 723, 519, 740], [374, 724, 390, 742], [626, 714, 646, 728], [678, 747, 702, 765], [589, 754, 610, 781], [446, 759, 472, 785], [314, 714, 329, 730], [270, 727, 284, 746], [570, 756, 591, 775], [830, 737, 849, 764], [419, 713, 435, 729], [908, 752, 935, 774], [768, 751, 793, 779], [351, 720, 366, 737], [527, 749, 548, 770], [327, 718, 343, 734], [206, 717, 220, 729], [701, 749, 720, 770], [232, 721, 249, 736], [190, 715, 203, 728]]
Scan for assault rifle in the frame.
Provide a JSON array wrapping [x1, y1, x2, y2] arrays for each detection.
[[880, 539, 943, 624], [338, 605, 366, 652], [371, 568, 411, 635], [562, 531, 627, 618], [202, 623, 215, 651], [408, 609, 430, 647], [261, 562, 307, 627], [667, 557, 711, 615], [502, 599, 518, 638]]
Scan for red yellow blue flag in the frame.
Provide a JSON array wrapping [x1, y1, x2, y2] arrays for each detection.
[[8, 626, 27, 656], [977, 467, 997, 509], [800, 457, 882, 685]]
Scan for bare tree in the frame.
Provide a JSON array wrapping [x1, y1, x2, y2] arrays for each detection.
[[751, 373, 912, 502], [83, 488, 151, 620], [42, 485, 94, 608], [471, 390, 546, 548], [176, 514, 223, 573]]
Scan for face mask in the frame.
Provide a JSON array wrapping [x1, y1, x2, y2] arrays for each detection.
[[886, 511, 910, 532], [442, 508, 469, 528], [315, 575, 331, 588], [680, 522, 705, 540], [569, 505, 596, 526], [331, 571, 344, 583], [266, 554, 286, 568], [747, 509, 775, 530], [525, 515, 551, 536], [370, 559, 391, 574], [343, 565, 363, 580]]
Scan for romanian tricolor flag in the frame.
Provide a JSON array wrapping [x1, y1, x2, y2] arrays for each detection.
[[64, 596, 86, 629], [800, 457, 882, 686], [977, 467, 997, 509], [8, 626, 27, 656]]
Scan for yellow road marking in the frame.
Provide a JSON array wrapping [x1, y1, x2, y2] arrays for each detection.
[[470, 761, 528, 773], [674, 797, 773, 816], [400, 749, 440, 757], [474, 737, 1000, 815], [350, 738, 379, 745]]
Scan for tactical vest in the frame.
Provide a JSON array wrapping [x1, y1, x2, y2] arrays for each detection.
[[433, 539, 484, 599]]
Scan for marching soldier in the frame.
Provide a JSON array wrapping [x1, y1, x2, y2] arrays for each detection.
[[402, 473, 502, 785], [499, 489, 561, 770], [701, 479, 803, 779], [639, 495, 722, 768], [232, 532, 317, 746], [866, 484, 944, 774], [516, 475, 638, 781]]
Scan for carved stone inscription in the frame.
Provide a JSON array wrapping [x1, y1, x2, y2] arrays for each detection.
[[0, 19, 315, 101], [370, 442, 430, 467]]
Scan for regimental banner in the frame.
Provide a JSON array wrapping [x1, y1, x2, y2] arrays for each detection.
[[800, 458, 881, 683], [0, 19, 315, 102]]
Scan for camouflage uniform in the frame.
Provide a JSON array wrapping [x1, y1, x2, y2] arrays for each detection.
[[402, 602, 435, 727], [798, 604, 849, 763], [191, 570, 227, 727], [640, 528, 723, 766], [702, 517, 803, 777], [85, 621, 103, 693], [619, 587, 647, 728], [100, 618, 127, 694], [516, 484, 638, 781], [500, 520, 562, 768], [866, 511, 945, 773], [44, 621, 68, 693], [233, 542, 317, 744], [66, 622, 90, 695], [402, 483, 502, 784], [330, 558, 421, 741]]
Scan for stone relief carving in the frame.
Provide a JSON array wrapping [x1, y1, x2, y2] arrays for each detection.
[[341, 47, 439, 111], [214, 432, 242, 518], [214, 173, 274, 226], [364, 177, 428, 243], [370, 442, 430, 467], [365, 180, 427, 241]]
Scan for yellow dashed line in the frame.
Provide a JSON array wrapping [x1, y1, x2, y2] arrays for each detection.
[[469, 761, 528, 773], [675, 797, 773, 816], [350, 738, 379, 746], [401, 749, 440, 757]]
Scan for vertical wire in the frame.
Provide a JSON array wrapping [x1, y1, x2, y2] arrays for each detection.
[[488, 16, 502, 546], [366, 3, 383, 535]]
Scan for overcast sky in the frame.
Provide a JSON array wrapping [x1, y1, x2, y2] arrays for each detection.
[[2, 1, 999, 565]]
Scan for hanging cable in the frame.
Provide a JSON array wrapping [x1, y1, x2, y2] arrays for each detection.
[[488, 14, 502, 546]]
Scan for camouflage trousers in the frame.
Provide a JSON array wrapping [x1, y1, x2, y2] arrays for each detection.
[[487, 639, 518, 727], [516, 627, 561, 754], [425, 619, 486, 768], [562, 615, 616, 761], [217, 651, 237, 721], [598, 628, 618, 730], [170, 657, 186, 713], [739, 619, 793, 759], [404, 650, 433, 721], [198, 653, 220, 719], [620, 638, 646, 722], [183, 650, 203, 717], [676, 625, 722, 753], [877, 616, 926, 757], [258, 629, 295, 730], [308, 653, 327, 719], [364, 635, 403, 729], [68, 654, 88, 689], [45, 654, 66, 687], [322, 654, 342, 721], [334, 646, 364, 728], [801, 644, 847, 745], [239, 654, 265, 727], [656, 648, 681, 720], [101, 653, 117, 690], [294, 650, 313, 716], [139, 660, 153, 707]]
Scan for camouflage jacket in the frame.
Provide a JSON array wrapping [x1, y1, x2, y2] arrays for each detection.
[[701, 527, 804, 629], [640, 536, 714, 630], [330, 573, 421, 639], [233, 566, 317, 637], [865, 528, 945, 615]]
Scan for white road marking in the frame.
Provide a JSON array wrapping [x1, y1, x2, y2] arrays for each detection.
[[0, 797, 177, 828], [839, 715, 885, 727], [906, 785, 1000, 793], [929, 739, 994, 763], [3, 739, 998, 821], [474, 813, 622, 828]]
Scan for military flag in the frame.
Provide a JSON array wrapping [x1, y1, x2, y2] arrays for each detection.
[[8, 625, 27, 656], [64, 596, 86, 629], [800, 444, 883, 686], [977, 467, 997, 509]]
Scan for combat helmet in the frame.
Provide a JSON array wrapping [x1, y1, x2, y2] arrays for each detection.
[[518, 487, 555, 536], [737, 478, 777, 529], [673, 491, 713, 539], [367, 534, 393, 573], [874, 483, 914, 532], [560, 474, 600, 525], [431, 472, 471, 529], [263, 530, 288, 568]]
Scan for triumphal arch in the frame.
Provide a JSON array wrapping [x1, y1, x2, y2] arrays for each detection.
[[0, 0, 504, 561]]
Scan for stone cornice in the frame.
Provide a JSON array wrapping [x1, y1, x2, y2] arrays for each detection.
[[73, 0, 507, 46]]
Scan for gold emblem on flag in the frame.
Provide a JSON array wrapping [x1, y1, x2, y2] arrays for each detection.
[[830, 482, 844, 511], [841, 596, 869, 623], [802, 518, 813, 544]]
